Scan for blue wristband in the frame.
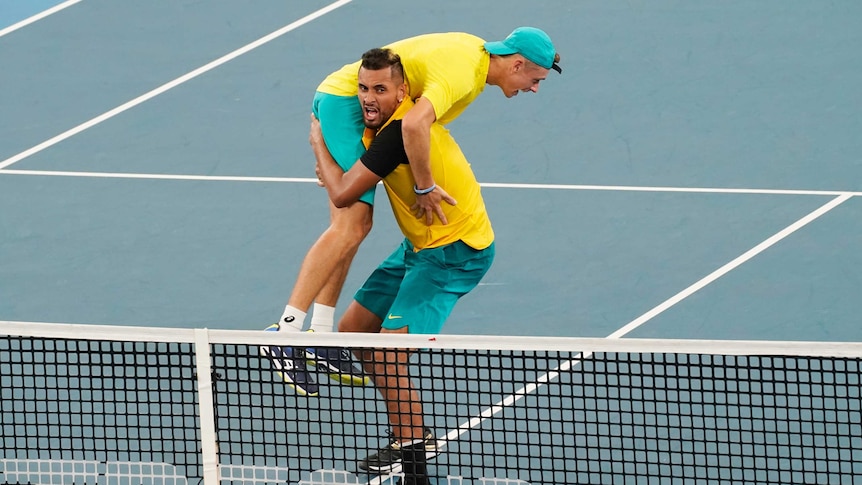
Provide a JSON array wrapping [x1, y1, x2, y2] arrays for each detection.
[[413, 184, 436, 195]]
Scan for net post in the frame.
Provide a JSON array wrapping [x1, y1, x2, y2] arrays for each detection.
[[194, 328, 220, 484]]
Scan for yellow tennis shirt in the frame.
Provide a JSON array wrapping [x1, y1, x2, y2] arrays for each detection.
[[360, 98, 494, 251], [317, 32, 490, 124]]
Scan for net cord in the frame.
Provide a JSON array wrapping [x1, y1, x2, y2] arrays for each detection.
[[4, 321, 862, 357]]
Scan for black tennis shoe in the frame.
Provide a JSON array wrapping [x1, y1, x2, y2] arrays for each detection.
[[358, 428, 440, 474]]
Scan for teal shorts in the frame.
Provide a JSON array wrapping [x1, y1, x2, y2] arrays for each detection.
[[311, 91, 376, 205], [354, 239, 496, 334]]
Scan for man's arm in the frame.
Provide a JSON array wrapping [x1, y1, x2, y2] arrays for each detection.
[[401, 97, 457, 225], [309, 115, 381, 208]]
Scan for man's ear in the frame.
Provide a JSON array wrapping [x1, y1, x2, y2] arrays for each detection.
[[398, 83, 407, 102], [512, 57, 525, 73]]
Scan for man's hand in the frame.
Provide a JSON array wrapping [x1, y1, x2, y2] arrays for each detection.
[[309, 114, 325, 186], [309, 113, 324, 147], [314, 164, 325, 187], [411, 186, 457, 225]]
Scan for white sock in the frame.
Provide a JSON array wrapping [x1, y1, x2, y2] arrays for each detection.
[[279, 305, 306, 331], [308, 303, 335, 332]]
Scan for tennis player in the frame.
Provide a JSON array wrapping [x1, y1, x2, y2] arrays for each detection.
[[265, 28, 562, 396], [310, 46, 506, 485]]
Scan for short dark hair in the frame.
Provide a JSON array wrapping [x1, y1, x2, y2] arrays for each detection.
[[360, 48, 405, 84]]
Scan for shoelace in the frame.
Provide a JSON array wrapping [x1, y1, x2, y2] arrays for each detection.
[[384, 430, 401, 451]]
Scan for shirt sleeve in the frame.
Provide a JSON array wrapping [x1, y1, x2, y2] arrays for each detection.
[[359, 120, 409, 178]]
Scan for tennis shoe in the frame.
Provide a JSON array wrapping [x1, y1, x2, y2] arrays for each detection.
[[260, 323, 319, 396], [358, 428, 440, 473], [305, 342, 370, 386]]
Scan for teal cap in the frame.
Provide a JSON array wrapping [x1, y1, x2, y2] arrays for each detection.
[[484, 27, 561, 73]]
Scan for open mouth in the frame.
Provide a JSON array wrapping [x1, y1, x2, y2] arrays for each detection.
[[363, 105, 380, 123]]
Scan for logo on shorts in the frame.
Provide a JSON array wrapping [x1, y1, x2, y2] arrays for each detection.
[[387, 314, 402, 320]]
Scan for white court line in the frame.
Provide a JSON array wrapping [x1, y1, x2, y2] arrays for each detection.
[[0, 169, 319, 184], [0, 0, 353, 171], [480, 181, 858, 197], [2, 169, 861, 198], [0, 0, 82, 38]]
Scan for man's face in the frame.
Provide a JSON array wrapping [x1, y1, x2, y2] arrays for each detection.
[[499, 58, 550, 98], [358, 66, 404, 130]]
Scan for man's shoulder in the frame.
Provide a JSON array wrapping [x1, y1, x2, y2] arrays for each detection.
[[382, 118, 405, 130], [373, 119, 405, 146], [369, 98, 412, 149]]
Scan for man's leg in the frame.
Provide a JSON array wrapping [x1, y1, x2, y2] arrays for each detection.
[[289, 200, 374, 385], [286, 200, 373, 313], [263, 92, 369, 393], [339, 302, 429, 484], [352, 242, 495, 473], [365, 327, 428, 485], [263, 200, 372, 392], [305, 210, 366, 332], [363, 327, 425, 443], [276, 91, 369, 331], [343, 241, 450, 477]]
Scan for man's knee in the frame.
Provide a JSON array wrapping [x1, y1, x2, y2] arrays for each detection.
[[337, 301, 381, 333], [337, 318, 360, 333], [331, 205, 373, 244], [354, 209, 373, 239]]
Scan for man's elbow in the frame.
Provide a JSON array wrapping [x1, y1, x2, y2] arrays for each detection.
[[332, 196, 351, 209], [330, 191, 355, 208], [401, 114, 429, 138]]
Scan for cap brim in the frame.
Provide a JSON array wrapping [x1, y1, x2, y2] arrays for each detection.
[[483, 40, 518, 56], [551, 62, 562, 74]]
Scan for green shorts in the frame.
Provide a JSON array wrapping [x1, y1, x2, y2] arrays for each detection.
[[354, 239, 496, 334], [311, 91, 376, 205]]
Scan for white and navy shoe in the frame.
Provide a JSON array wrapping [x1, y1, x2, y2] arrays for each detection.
[[305, 341, 370, 386], [260, 323, 319, 396]]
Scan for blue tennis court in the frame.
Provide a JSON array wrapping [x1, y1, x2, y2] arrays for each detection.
[[2, 0, 861, 341], [1, 1, 861, 484], [2, 0, 860, 342]]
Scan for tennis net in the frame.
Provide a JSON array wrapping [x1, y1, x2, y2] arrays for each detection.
[[1, 321, 861, 484]]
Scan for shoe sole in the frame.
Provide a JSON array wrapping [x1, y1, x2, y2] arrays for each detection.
[[259, 346, 319, 397], [306, 358, 371, 386]]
